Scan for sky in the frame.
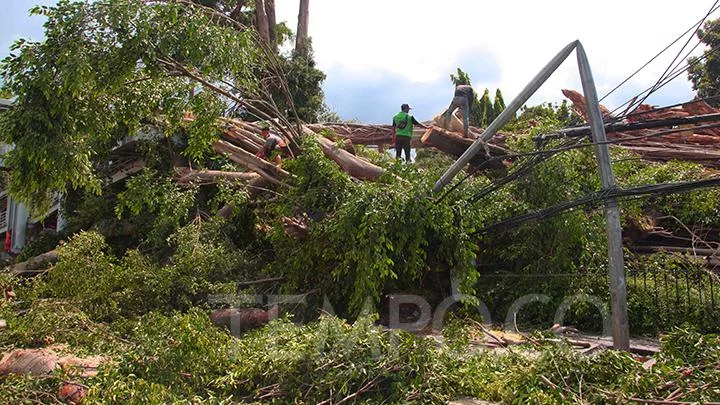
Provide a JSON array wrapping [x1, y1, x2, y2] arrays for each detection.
[[1, 0, 718, 123]]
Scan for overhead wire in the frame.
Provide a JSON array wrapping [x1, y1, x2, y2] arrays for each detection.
[[471, 177, 720, 235], [608, 46, 720, 121], [599, 1, 720, 103], [607, 1, 720, 119], [437, 2, 720, 221], [632, 0, 719, 106], [466, 121, 720, 203]]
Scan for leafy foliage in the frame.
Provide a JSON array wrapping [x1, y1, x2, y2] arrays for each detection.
[[503, 100, 583, 133], [277, 43, 328, 123], [492, 88, 506, 120], [267, 137, 479, 317], [116, 169, 197, 248], [478, 88, 493, 127], [688, 17, 720, 106], [2, 306, 720, 404], [37, 224, 246, 321], [0, 0, 261, 210]]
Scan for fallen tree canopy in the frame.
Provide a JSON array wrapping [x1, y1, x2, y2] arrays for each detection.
[[3, 1, 720, 403]]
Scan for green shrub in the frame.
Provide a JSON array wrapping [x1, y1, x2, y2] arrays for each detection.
[[37, 223, 247, 321]]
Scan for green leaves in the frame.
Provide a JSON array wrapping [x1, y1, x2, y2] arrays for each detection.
[[268, 137, 481, 316], [688, 18, 720, 106], [0, 0, 262, 209]]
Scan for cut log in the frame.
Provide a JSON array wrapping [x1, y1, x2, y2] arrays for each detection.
[[220, 128, 264, 153], [304, 123, 427, 148], [175, 168, 260, 185], [420, 126, 510, 170], [0, 349, 103, 377], [313, 134, 387, 180], [212, 140, 290, 185], [59, 382, 87, 404], [620, 145, 720, 167], [9, 249, 58, 276], [210, 305, 278, 335]]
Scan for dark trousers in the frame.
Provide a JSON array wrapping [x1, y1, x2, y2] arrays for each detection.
[[395, 136, 411, 161]]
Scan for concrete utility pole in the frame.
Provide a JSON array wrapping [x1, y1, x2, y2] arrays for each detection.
[[434, 40, 631, 350], [433, 41, 578, 193], [576, 43, 630, 350]]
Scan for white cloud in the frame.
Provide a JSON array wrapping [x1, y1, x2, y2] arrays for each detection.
[[275, 0, 718, 119]]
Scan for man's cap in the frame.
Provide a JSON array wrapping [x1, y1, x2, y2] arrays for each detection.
[[401, 103, 411, 111], [257, 121, 270, 130]]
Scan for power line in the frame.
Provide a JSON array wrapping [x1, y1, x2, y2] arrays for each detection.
[[612, 0, 720, 119], [608, 45, 720, 119], [600, 2, 720, 103], [604, 1, 720, 114], [467, 120, 720, 204], [439, 112, 720, 205], [472, 177, 720, 235], [536, 111, 720, 142]]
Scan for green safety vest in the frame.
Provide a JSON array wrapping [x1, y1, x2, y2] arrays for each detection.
[[393, 112, 414, 137]]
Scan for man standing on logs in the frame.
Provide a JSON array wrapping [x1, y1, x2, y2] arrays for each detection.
[[442, 84, 475, 138], [391, 103, 427, 162]]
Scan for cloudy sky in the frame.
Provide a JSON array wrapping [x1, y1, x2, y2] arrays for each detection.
[[2, 0, 718, 123]]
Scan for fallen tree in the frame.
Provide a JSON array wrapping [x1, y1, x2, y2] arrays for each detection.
[[420, 126, 510, 169]]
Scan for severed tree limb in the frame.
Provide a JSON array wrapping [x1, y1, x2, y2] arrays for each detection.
[[212, 140, 290, 185], [421, 126, 510, 170], [157, 57, 300, 149], [312, 134, 386, 181], [175, 167, 260, 185], [9, 250, 58, 276]]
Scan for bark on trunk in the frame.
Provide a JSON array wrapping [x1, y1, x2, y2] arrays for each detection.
[[304, 123, 427, 148], [296, 0, 310, 52], [313, 134, 386, 180], [254, 0, 270, 43], [620, 145, 720, 167], [175, 168, 260, 185], [265, 0, 277, 47], [420, 126, 510, 170], [9, 250, 58, 276], [212, 140, 290, 184], [230, 0, 246, 22]]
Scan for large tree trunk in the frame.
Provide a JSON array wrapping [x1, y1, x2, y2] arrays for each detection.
[[175, 168, 260, 185], [212, 140, 290, 184], [620, 145, 720, 167], [230, 0, 246, 22], [303, 123, 427, 148], [9, 250, 58, 276], [295, 0, 310, 52], [254, 0, 270, 43], [312, 134, 386, 181], [265, 0, 277, 47], [420, 126, 510, 170]]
